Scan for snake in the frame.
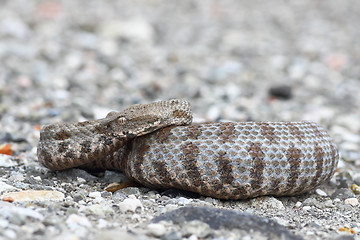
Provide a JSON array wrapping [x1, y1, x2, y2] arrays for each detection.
[[37, 99, 339, 199]]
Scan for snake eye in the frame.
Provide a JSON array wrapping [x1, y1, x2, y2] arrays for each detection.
[[117, 117, 127, 125]]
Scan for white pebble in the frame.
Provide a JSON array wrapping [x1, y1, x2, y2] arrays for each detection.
[[273, 217, 289, 227], [295, 201, 302, 208], [33, 176, 42, 181], [344, 198, 359, 206], [77, 177, 87, 184], [188, 234, 198, 240], [118, 198, 143, 213], [97, 219, 109, 229], [263, 197, 285, 210], [89, 192, 102, 199], [66, 214, 92, 229], [3, 229, 16, 239], [177, 197, 191, 205], [315, 189, 327, 197], [147, 223, 167, 237], [303, 206, 312, 211], [324, 200, 334, 207]]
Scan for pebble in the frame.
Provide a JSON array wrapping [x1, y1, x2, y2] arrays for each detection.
[[88, 191, 102, 199], [262, 197, 285, 210], [177, 197, 192, 205], [1, 190, 64, 202], [344, 198, 359, 207], [295, 202, 302, 208], [82, 204, 115, 217], [97, 219, 109, 229], [0, 201, 44, 222], [1, 190, 65, 202], [66, 214, 92, 229], [182, 220, 211, 238], [0, 180, 18, 193], [115, 187, 141, 196], [99, 18, 154, 44], [324, 200, 334, 207], [268, 85, 293, 100], [273, 217, 289, 227], [303, 206, 312, 211], [147, 223, 167, 237], [316, 189, 328, 197], [0, 155, 18, 167], [118, 197, 143, 213]]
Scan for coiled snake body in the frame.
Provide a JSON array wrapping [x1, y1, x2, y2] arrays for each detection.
[[38, 99, 339, 199]]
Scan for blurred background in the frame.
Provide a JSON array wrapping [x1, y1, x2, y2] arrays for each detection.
[[0, 0, 359, 163]]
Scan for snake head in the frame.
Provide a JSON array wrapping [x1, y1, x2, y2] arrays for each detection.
[[102, 99, 193, 138]]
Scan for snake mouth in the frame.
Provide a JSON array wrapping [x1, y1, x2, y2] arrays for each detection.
[[137, 125, 160, 136]]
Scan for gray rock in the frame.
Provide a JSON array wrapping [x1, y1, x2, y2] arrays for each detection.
[[152, 207, 303, 240]]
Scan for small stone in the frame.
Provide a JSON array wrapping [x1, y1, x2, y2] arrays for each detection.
[[118, 197, 143, 213], [269, 85, 292, 100], [344, 198, 359, 206], [273, 217, 289, 227], [350, 184, 360, 195], [177, 197, 191, 205], [316, 189, 328, 197], [76, 177, 87, 184], [0, 201, 44, 222], [0, 218, 9, 228], [84, 204, 115, 217], [72, 190, 86, 202], [3, 229, 16, 239], [303, 206, 312, 211], [188, 234, 198, 240], [89, 192, 102, 199], [97, 219, 109, 229], [303, 198, 318, 206], [0, 155, 17, 167], [262, 196, 285, 210], [99, 18, 154, 44], [163, 231, 182, 240], [115, 187, 141, 196], [295, 201, 302, 208], [0, 181, 18, 193], [1, 190, 64, 202], [95, 230, 137, 240], [324, 200, 334, 207], [147, 223, 167, 237], [101, 191, 112, 198], [182, 220, 211, 238], [66, 214, 92, 229]]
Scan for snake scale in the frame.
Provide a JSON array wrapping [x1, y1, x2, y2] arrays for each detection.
[[38, 99, 339, 199]]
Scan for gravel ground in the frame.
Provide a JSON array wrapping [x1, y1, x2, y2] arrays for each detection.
[[1, 0, 360, 239]]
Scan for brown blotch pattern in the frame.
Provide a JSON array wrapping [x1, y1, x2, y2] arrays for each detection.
[[180, 142, 202, 188], [214, 150, 234, 186], [247, 142, 265, 192], [283, 147, 302, 194]]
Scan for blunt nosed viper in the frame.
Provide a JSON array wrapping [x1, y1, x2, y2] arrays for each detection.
[[37, 99, 339, 199]]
